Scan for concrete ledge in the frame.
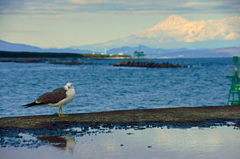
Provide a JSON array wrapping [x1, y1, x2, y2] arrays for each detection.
[[0, 106, 240, 129]]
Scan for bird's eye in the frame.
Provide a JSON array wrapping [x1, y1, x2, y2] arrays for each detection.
[[68, 86, 70, 89]]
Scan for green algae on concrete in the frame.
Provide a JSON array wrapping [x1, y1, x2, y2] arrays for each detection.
[[0, 106, 240, 129]]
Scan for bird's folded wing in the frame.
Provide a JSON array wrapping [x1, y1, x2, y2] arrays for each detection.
[[36, 87, 67, 104]]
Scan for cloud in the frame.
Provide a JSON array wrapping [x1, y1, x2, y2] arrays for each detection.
[[135, 15, 240, 43], [183, 1, 225, 8], [225, 32, 240, 40], [5, 29, 43, 34], [69, 0, 148, 6], [1, 0, 239, 15], [68, 0, 109, 4], [83, 15, 239, 50]]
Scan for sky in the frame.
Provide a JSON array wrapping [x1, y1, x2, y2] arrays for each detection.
[[0, 0, 239, 49]]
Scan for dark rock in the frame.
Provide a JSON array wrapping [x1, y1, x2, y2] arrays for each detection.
[[113, 63, 120, 66], [50, 60, 96, 65], [120, 61, 125, 66], [175, 64, 181, 68], [113, 60, 187, 68], [155, 63, 161, 68], [16, 59, 44, 63]]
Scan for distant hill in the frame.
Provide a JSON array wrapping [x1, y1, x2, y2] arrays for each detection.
[[0, 40, 239, 58], [0, 40, 92, 53], [0, 50, 84, 58], [107, 45, 239, 58]]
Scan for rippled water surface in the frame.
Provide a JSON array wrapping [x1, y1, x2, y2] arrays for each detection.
[[1, 58, 239, 159], [0, 124, 239, 159], [0, 58, 232, 117]]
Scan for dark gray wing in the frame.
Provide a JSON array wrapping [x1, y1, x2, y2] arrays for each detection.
[[36, 87, 67, 104]]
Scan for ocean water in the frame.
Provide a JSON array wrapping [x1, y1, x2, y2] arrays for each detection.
[[0, 58, 233, 118]]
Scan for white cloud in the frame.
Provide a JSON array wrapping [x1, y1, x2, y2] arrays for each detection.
[[135, 15, 240, 43], [68, 0, 108, 4], [225, 32, 240, 40], [183, 1, 225, 8], [1, 0, 239, 15], [69, 0, 147, 5]]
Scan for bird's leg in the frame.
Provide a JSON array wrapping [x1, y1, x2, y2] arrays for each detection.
[[58, 106, 68, 117], [59, 106, 61, 116]]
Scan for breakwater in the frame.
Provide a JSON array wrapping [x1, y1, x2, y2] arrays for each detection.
[[114, 60, 190, 68], [0, 106, 239, 129], [50, 60, 95, 65]]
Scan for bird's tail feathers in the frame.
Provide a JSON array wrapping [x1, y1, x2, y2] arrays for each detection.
[[23, 102, 42, 108]]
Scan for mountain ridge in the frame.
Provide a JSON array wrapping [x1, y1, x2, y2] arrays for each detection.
[[0, 40, 92, 54], [75, 15, 240, 50], [106, 45, 239, 58], [0, 40, 239, 58]]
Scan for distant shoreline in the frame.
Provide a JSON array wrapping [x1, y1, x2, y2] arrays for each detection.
[[0, 106, 239, 129], [0, 50, 132, 60]]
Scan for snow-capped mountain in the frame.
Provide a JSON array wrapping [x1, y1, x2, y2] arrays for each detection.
[[150, 15, 190, 30], [136, 15, 240, 42], [1, 15, 240, 58], [75, 15, 240, 50]]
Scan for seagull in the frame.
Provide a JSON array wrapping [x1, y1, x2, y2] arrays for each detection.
[[23, 83, 75, 117]]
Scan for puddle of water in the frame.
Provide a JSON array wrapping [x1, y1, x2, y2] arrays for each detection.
[[0, 124, 239, 159]]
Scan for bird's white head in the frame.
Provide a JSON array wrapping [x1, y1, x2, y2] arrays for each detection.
[[65, 83, 74, 90]]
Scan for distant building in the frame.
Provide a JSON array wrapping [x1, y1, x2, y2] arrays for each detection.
[[104, 48, 107, 55]]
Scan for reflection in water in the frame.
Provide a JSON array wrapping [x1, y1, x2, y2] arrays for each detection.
[[37, 136, 75, 154], [72, 126, 240, 159], [0, 122, 239, 159]]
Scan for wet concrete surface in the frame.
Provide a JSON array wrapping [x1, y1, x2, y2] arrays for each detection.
[[0, 121, 240, 159], [1, 106, 240, 159], [1, 116, 240, 148], [0, 106, 240, 129]]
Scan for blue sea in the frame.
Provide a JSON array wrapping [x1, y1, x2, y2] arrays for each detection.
[[0, 58, 233, 118]]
